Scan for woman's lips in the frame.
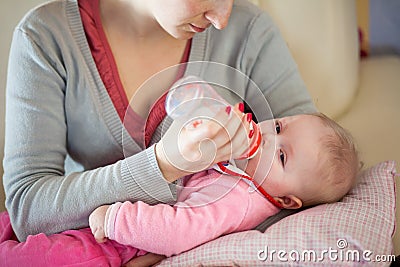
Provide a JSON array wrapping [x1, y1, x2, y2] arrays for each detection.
[[189, 24, 207, 33]]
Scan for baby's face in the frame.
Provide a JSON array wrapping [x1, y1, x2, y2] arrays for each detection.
[[237, 114, 332, 199]]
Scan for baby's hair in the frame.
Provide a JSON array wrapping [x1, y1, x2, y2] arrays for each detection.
[[302, 113, 360, 206]]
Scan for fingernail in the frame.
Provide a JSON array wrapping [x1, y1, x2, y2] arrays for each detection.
[[192, 120, 202, 128], [249, 130, 254, 138], [246, 113, 252, 123], [238, 103, 244, 112], [225, 106, 232, 115]]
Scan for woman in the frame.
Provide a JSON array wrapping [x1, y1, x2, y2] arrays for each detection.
[[3, 0, 315, 261]]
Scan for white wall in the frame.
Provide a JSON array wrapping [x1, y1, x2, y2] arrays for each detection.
[[0, 0, 46, 211]]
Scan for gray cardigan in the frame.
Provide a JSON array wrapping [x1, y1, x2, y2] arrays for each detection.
[[3, 0, 315, 241]]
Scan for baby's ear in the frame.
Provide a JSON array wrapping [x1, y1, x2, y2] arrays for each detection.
[[273, 195, 302, 209]]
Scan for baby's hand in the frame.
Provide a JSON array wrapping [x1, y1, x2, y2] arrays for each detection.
[[89, 205, 110, 243]]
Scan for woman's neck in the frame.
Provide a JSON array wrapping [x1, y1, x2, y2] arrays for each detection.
[[99, 0, 168, 41]]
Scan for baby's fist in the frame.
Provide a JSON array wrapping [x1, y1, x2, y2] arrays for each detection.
[[89, 205, 110, 243]]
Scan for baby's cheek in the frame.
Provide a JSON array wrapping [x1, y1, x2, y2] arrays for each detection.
[[253, 147, 274, 177], [258, 174, 281, 196], [244, 152, 261, 177]]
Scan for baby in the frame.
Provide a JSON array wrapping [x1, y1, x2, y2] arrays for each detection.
[[89, 112, 359, 257]]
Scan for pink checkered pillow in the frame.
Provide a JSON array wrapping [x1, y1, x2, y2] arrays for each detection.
[[159, 161, 397, 266]]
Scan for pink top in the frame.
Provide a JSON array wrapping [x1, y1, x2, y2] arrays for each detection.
[[104, 169, 280, 256], [78, 0, 191, 147]]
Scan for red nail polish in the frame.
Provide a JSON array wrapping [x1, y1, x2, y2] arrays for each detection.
[[238, 103, 244, 112], [225, 106, 231, 115], [192, 120, 202, 128], [246, 113, 252, 123], [249, 130, 254, 139]]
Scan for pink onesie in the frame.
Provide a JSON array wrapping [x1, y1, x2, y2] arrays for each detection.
[[103, 168, 280, 257]]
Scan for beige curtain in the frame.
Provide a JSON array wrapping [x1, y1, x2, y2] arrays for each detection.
[[248, 0, 260, 6]]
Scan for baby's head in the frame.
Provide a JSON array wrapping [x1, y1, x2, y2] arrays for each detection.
[[295, 113, 360, 207], [237, 113, 359, 209]]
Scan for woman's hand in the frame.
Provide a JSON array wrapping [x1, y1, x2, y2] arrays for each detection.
[[88, 205, 110, 243], [156, 103, 252, 182]]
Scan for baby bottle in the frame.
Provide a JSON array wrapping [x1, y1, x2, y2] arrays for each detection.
[[165, 76, 261, 160]]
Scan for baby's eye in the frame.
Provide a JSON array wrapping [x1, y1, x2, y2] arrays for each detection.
[[279, 150, 285, 166], [275, 121, 281, 134]]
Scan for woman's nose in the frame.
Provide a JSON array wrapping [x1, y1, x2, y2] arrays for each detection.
[[205, 0, 233, 30]]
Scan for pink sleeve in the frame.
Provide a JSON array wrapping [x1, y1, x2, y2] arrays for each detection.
[[105, 175, 279, 256]]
